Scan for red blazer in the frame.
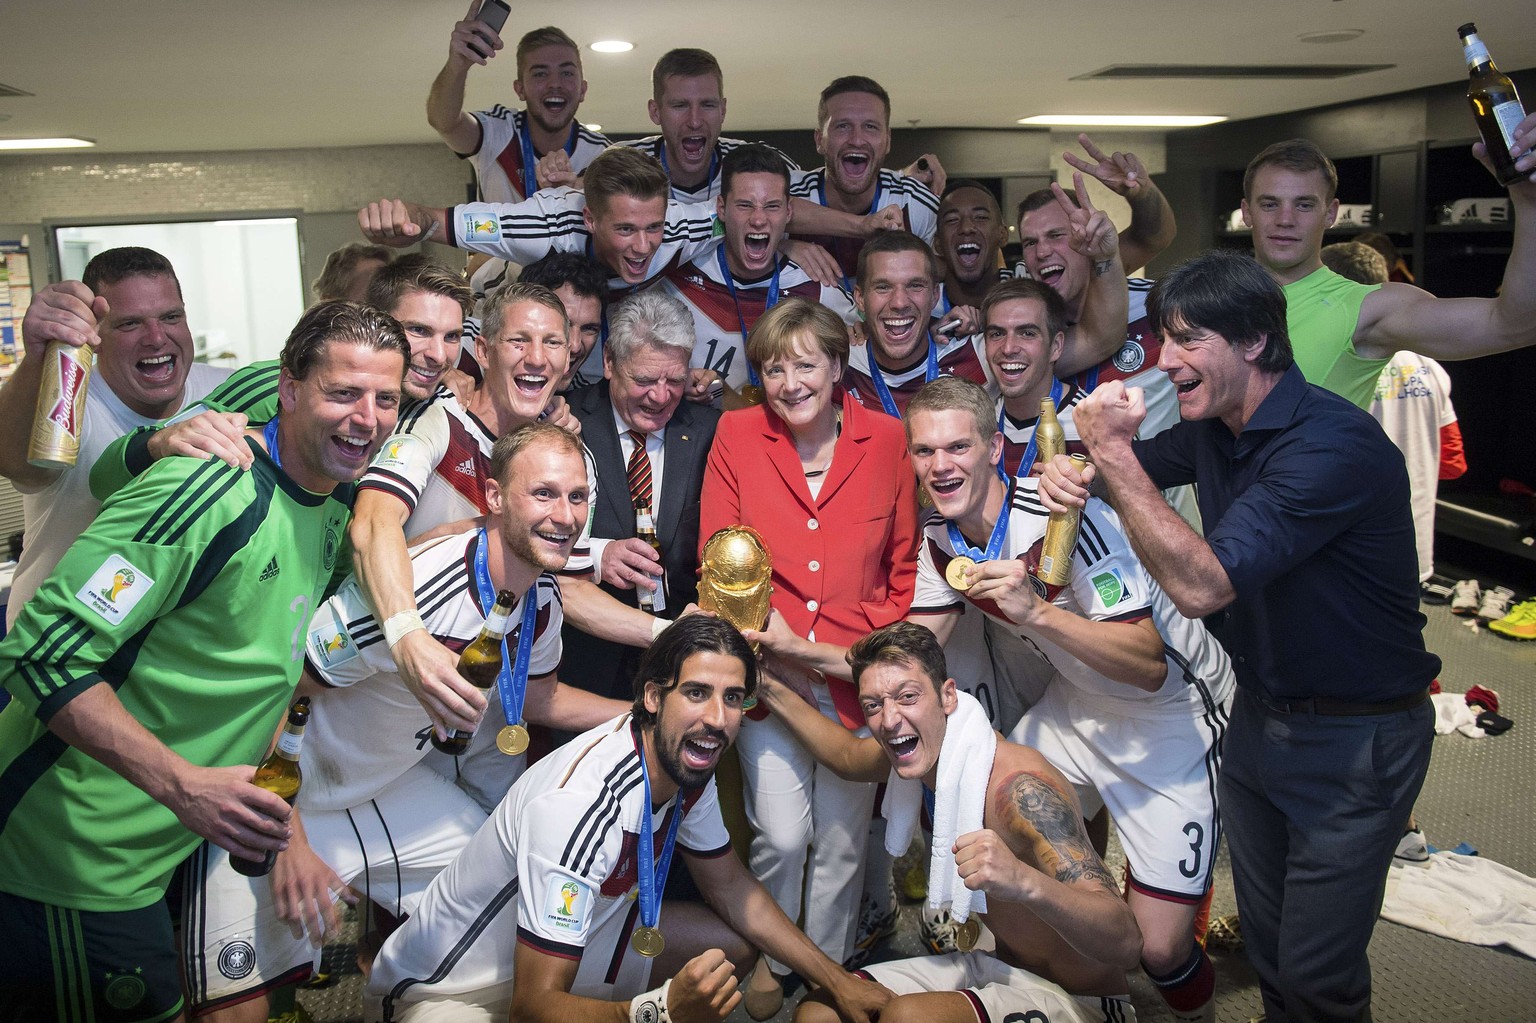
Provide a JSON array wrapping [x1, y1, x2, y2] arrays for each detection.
[[701, 396, 919, 728]]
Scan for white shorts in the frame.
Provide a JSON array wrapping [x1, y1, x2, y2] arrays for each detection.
[[182, 763, 487, 1012], [1009, 679, 1227, 901], [861, 951, 1136, 1023]]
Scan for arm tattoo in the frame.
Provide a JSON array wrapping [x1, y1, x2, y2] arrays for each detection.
[[1006, 772, 1118, 894]]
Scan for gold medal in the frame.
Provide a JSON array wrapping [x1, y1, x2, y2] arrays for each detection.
[[738, 384, 765, 406], [946, 555, 977, 591], [918, 484, 933, 508], [496, 723, 530, 756], [631, 925, 665, 957], [955, 917, 982, 952]]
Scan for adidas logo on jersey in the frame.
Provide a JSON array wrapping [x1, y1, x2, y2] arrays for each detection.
[[259, 557, 280, 582], [455, 458, 475, 477]]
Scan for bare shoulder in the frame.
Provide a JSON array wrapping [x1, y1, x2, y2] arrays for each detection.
[[988, 740, 1117, 893]]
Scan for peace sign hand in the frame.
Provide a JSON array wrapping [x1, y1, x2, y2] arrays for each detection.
[[1050, 172, 1118, 264], [1062, 133, 1151, 199]]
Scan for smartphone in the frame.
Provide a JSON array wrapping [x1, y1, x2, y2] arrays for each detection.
[[476, 0, 511, 35]]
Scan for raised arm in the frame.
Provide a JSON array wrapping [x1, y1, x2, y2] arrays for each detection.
[[1063, 133, 1177, 272], [0, 282, 108, 488], [753, 654, 888, 783], [426, 0, 500, 155], [1052, 174, 1129, 377], [522, 671, 630, 732], [1357, 112, 1536, 362]]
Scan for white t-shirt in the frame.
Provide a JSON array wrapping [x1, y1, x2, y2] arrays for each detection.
[[615, 136, 800, 203], [1370, 352, 1457, 582], [8, 363, 229, 627], [302, 529, 563, 813]]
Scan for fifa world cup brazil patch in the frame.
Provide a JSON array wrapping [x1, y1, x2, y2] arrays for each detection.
[[461, 213, 502, 242], [76, 554, 155, 626]]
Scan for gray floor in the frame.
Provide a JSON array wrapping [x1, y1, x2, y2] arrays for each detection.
[[297, 598, 1536, 1023]]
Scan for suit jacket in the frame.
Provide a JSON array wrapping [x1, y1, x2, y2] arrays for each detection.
[[561, 381, 721, 700], [700, 396, 918, 728]]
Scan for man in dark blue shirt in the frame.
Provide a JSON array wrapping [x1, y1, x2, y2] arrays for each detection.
[[1042, 249, 1436, 1023]]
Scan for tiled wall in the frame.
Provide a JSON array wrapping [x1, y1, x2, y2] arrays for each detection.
[[0, 143, 470, 222]]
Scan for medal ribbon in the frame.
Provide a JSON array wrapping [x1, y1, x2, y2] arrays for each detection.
[[868, 332, 939, 418], [996, 378, 1066, 482], [946, 478, 1013, 566], [716, 246, 779, 390], [262, 416, 283, 471], [635, 724, 684, 936], [472, 527, 539, 735], [516, 114, 578, 199]]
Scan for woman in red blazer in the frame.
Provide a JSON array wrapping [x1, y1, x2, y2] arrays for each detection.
[[701, 297, 918, 1007]]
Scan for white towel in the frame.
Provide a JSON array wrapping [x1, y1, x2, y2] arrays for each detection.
[[880, 690, 996, 922], [1381, 851, 1536, 959], [1430, 692, 1486, 738]]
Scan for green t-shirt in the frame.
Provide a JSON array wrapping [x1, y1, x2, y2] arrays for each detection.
[[1283, 266, 1386, 409], [0, 438, 350, 911]]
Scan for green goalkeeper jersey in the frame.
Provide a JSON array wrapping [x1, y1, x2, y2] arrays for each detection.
[[0, 436, 350, 912]]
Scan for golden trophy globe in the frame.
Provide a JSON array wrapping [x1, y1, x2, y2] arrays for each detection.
[[697, 526, 773, 637]]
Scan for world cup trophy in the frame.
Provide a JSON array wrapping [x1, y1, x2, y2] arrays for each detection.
[[696, 526, 773, 639]]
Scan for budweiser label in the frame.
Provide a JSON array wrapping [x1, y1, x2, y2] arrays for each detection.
[[29, 342, 95, 469]]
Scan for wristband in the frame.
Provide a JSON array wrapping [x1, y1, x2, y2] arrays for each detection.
[[381, 610, 426, 648], [629, 979, 672, 1023], [650, 616, 670, 643]]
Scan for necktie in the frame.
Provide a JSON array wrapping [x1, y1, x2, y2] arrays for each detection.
[[626, 430, 653, 511]]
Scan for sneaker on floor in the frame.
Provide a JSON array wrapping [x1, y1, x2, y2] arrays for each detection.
[[1449, 579, 1482, 616], [1491, 598, 1536, 640], [1394, 826, 1430, 863], [921, 907, 962, 955], [1421, 577, 1455, 605], [845, 884, 898, 969], [1476, 585, 1516, 622]]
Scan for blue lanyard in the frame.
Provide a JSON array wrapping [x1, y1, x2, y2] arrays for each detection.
[[516, 114, 577, 199], [262, 416, 283, 471], [472, 527, 539, 733], [635, 725, 684, 934], [997, 378, 1066, 482], [660, 141, 719, 196], [1080, 365, 1101, 392], [867, 333, 939, 418], [716, 246, 778, 389], [946, 477, 1013, 566]]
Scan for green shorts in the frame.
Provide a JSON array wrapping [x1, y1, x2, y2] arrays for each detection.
[[0, 889, 184, 1023]]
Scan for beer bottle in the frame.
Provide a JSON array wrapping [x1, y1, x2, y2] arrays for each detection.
[[432, 589, 517, 755], [1035, 397, 1067, 468], [232, 697, 311, 878], [635, 506, 666, 614], [1036, 455, 1090, 587], [28, 342, 95, 469], [1459, 23, 1529, 187]]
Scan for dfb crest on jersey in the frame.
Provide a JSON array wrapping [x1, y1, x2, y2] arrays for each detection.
[[218, 939, 257, 980], [1112, 340, 1146, 373]]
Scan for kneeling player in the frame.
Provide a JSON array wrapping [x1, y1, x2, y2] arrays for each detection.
[[904, 377, 1232, 1022], [364, 615, 890, 1022], [759, 622, 1142, 1023], [185, 424, 628, 1020]]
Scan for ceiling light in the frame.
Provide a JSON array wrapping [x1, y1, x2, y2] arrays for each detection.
[[1016, 114, 1227, 128], [1299, 29, 1365, 43], [585, 123, 602, 132], [590, 40, 633, 53], [0, 136, 95, 150]]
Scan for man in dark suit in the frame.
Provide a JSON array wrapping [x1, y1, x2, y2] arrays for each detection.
[[564, 289, 721, 700]]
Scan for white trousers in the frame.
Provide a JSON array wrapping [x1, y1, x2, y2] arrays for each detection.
[[735, 683, 876, 971]]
